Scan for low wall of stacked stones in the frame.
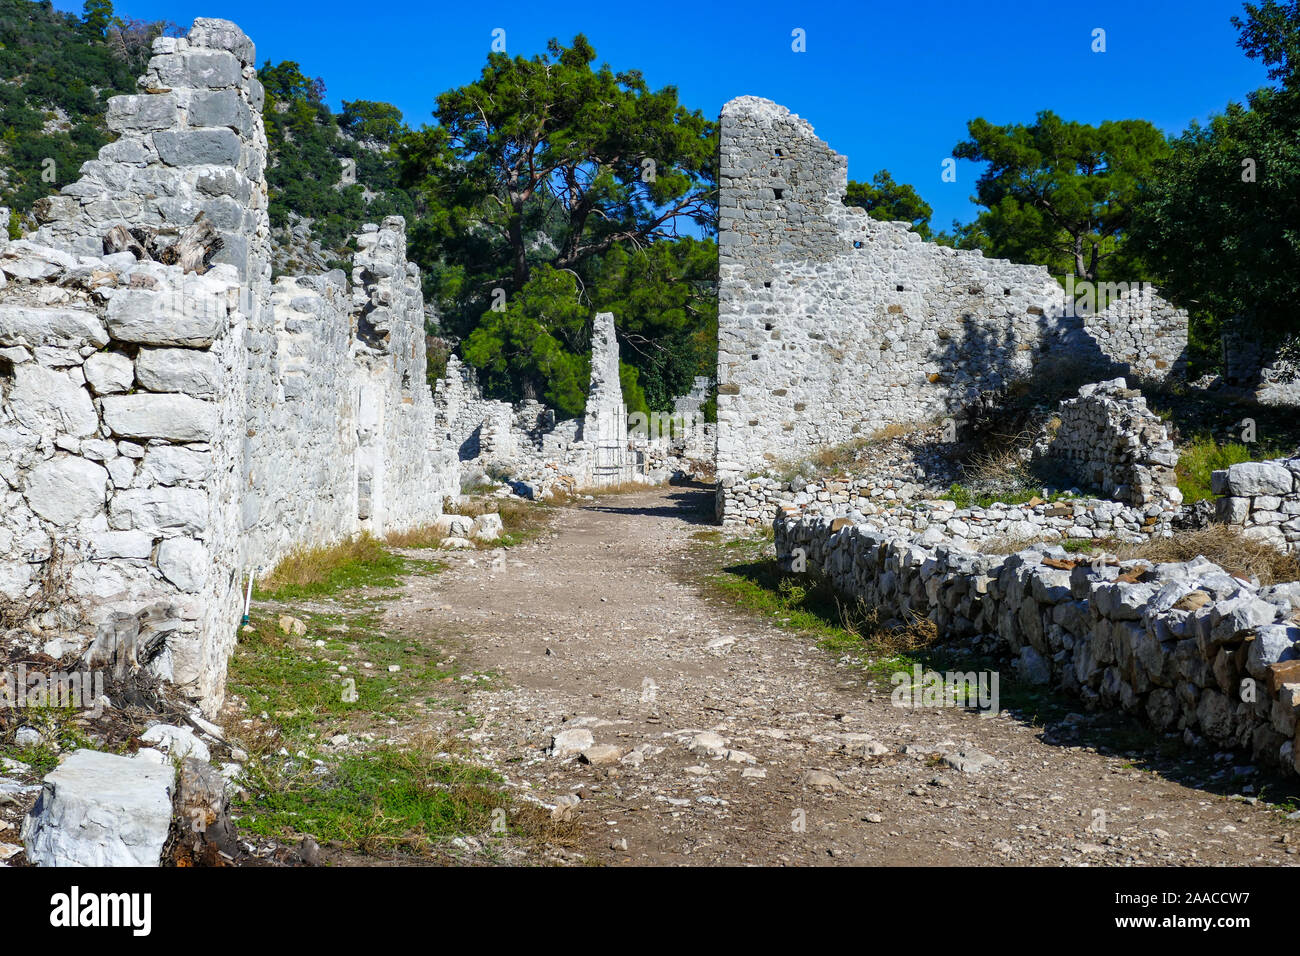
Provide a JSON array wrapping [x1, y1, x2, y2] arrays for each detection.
[[0, 20, 457, 715], [722, 472, 1176, 539], [1214, 458, 1300, 553], [714, 96, 1188, 521], [775, 512, 1300, 776]]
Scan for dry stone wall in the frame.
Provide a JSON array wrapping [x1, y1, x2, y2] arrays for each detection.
[[1082, 285, 1189, 380], [776, 512, 1300, 776], [0, 20, 457, 715], [715, 96, 1188, 519], [723, 473, 1177, 541], [1213, 458, 1300, 552], [1037, 378, 1181, 507]]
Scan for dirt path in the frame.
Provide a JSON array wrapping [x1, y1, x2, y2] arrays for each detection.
[[385, 486, 1299, 866]]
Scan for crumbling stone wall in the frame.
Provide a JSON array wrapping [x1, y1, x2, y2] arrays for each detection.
[[434, 311, 653, 496], [0, 20, 457, 715], [1213, 458, 1300, 552], [715, 96, 1188, 513], [1083, 286, 1189, 380], [581, 311, 636, 485], [777, 513, 1300, 776], [432, 355, 514, 462], [1038, 379, 1181, 507]]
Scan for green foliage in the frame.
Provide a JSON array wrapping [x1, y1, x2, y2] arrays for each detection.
[[586, 237, 717, 411], [340, 99, 404, 142], [1174, 436, 1286, 503], [399, 35, 718, 410], [953, 111, 1169, 281], [939, 482, 1066, 509], [80, 0, 113, 37], [424, 335, 451, 391], [844, 170, 934, 239], [257, 60, 415, 252], [0, 0, 173, 214], [461, 265, 591, 415], [1130, 6, 1300, 345]]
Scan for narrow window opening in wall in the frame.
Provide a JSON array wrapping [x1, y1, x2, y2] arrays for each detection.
[[763, 281, 771, 289], [751, 354, 760, 361], [773, 188, 784, 200], [764, 322, 773, 331], [895, 284, 904, 292], [1003, 288, 1011, 296]]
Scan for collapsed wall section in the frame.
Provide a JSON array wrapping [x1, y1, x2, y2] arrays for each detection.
[[1038, 378, 1181, 507], [715, 96, 1189, 506]]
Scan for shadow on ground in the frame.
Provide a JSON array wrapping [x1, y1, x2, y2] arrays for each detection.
[[584, 485, 717, 526]]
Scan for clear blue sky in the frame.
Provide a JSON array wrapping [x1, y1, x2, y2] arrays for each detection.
[[57, 0, 1270, 229]]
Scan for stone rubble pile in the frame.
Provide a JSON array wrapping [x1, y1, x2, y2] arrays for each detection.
[[721, 381, 1186, 535], [777, 511, 1300, 776]]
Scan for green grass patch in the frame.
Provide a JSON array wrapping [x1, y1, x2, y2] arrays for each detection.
[[1175, 435, 1286, 504], [236, 745, 505, 852], [256, 534, 409, 601], [939, 482, 1068, 510], [705, 551, 938, 682]]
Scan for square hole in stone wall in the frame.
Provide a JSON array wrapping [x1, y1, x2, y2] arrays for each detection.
[[896, 284, 904, 292], [773, 188, 784, 200]]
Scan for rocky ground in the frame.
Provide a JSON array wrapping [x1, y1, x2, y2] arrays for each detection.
[[376, 484, 1300, 866]]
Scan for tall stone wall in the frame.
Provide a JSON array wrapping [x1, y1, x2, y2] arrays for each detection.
[[1083, 285, 1189, 380], [0, 20, 457, 715], [715, 96, 1188, 503]]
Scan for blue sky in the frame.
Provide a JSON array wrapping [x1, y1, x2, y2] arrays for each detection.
[[57, 0, 1270, 229]]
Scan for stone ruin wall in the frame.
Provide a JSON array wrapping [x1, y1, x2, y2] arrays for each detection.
[[777, 513, 1300, 777], [715, 96, 1189, 518], [0, 20, 457, 715], [1037, 378, 1181, 507], [434, 312, 714, 496], [1213, 458, 1300, 553]]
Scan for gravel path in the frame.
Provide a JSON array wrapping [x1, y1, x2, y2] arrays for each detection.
[[385, 485, 1299, 866]]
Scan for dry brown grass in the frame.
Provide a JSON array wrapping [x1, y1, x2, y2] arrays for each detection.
[[1106, 526, 1300, 586], [836, 597, 939, 656], [385, 524, 446, 549], [567, 480, 652, 497], [974, 524, 1300, 585]]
